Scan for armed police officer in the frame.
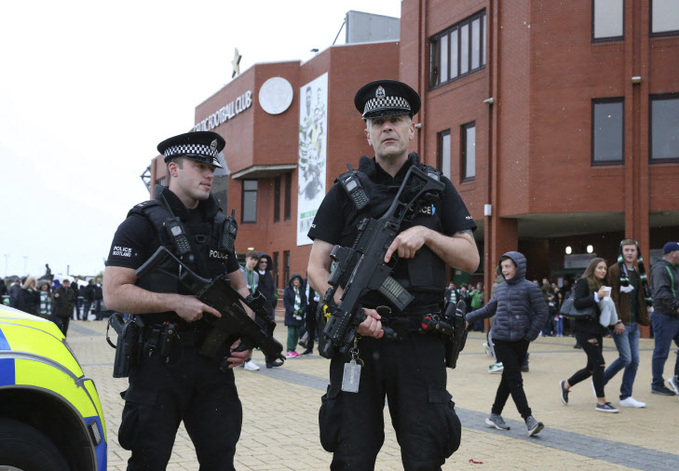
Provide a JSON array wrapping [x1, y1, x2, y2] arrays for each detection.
[[307, 80, 479, 470], [103, 131, 251, 471]]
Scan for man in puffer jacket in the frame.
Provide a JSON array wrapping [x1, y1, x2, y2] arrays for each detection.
[[466, 251, 549, 437]]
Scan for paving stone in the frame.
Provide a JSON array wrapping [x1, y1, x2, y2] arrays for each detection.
[[67, 321, 679, 470]]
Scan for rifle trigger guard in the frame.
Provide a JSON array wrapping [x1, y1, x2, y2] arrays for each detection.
[[375, 306, 392, 317]]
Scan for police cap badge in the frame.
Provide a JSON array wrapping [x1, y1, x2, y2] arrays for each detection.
[[354, 80, 421, 119]]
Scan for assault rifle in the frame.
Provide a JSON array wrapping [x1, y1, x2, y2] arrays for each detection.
[[318, 164, 445, 358], [136, 246, 285, 370]]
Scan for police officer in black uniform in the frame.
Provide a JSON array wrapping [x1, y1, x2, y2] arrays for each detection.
[[307, 80, 480, 470], [103, 131, 252, 471]]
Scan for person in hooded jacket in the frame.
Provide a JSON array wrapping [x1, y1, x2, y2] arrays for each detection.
[[283, 273, 307, 358], [257, 253, 283, 368], [465, 251, 549, 436]]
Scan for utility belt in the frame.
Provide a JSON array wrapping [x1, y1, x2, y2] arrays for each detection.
[[378, 303, 445, 340], [108, 313, 210, 378], [377, 301, 468, 369], [142, 322, 209, 354]]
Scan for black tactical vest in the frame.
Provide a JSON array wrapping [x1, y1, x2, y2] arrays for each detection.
[[127, 186, 229, 324], [337, 154, 447, 302]]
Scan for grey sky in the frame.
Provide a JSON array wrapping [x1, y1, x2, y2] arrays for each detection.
[[0, 0, 400, 279]]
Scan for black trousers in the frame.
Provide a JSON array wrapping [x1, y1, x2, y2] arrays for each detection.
[[119, 341, 242, 471], [53, 315, 70, 336], [304, 301, 319, 350], [568, 331, 606, 398], [491, 338, 532, 419], [319, 334, 461, 471]]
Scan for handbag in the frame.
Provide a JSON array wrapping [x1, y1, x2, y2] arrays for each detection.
[[559, 295, 596, 319]]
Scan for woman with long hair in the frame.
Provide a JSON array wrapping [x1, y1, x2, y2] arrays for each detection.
[[17, 276, 39, 315], [559, 257, 622, 412]]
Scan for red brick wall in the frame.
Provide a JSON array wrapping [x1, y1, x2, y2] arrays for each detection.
[[189, 43, 399, 289], [151, 1, 679, 291]]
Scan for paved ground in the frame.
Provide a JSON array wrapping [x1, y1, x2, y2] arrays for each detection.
[[67, 320, 679, 471]]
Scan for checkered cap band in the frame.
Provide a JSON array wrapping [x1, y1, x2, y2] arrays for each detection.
[[363, 95, 411, 116], [163, 143, 219, 159]]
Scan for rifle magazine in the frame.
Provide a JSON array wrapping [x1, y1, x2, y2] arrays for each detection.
[[378, 276, 414, 311]]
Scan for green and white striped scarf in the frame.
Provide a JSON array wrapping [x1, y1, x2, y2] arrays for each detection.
[[617, 239, 653, 306]]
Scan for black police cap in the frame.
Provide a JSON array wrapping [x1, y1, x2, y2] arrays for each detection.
[[354, 80, 421, 119], [157, 131, 225, 168]]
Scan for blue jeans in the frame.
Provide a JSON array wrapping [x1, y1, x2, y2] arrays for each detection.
[[651, 312, 679, 389], [603, 322, 640, 400]]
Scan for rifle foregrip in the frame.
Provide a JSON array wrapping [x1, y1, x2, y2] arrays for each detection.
[[199, 328, 229, 358]]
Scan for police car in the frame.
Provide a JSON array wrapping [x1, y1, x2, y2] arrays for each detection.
[[0, 304, 107, 471]]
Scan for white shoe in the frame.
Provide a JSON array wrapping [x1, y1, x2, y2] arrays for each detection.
[[243, 359, 260, 372], [669, 375, 679, 395], [619, 397, 646, 408], [488, 363, 504, 374]]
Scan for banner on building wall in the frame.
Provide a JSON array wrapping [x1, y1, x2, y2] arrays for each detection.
[[297, 73, 328, 246]]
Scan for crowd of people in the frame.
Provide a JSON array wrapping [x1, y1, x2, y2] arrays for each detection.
[[438, 238, 679, 441], [1, 275, 105, 335]]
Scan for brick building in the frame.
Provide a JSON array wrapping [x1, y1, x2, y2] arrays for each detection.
[[145, 1, 679, 309]]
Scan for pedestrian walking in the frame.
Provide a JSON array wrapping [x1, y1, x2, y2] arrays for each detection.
[[603, 239, 651, 407], [466, 251, 548, 436], [649, 241, 679, 396], [560, 257, 621, 412]]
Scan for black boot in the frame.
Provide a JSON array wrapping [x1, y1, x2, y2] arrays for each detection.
[[266, 357, 283, 368]]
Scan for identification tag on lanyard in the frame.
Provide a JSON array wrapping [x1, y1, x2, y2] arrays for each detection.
[[341, 359, 361, 393]]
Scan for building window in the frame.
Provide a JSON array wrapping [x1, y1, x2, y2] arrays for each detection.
[[284, 173, 292, 221], [592, 98, 624, 164], [439, 34, 449, 83], [273, 252, 279, 291], [592, 0, 624, 41], [461, 122, 476, 181], [437, 130, 451, 180], [650, 94, 679, 162], [241, 180, 258, 223], [651, 0, 679, 35], [274, 177, 281, 223], [430, 10, 486, 89], [283, 250, 290, 288]]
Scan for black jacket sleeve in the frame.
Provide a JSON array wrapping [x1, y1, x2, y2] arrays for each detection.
[[651, 261, 679, 316], [573, 278, 597, 311], [572, 278, 603, 334]]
